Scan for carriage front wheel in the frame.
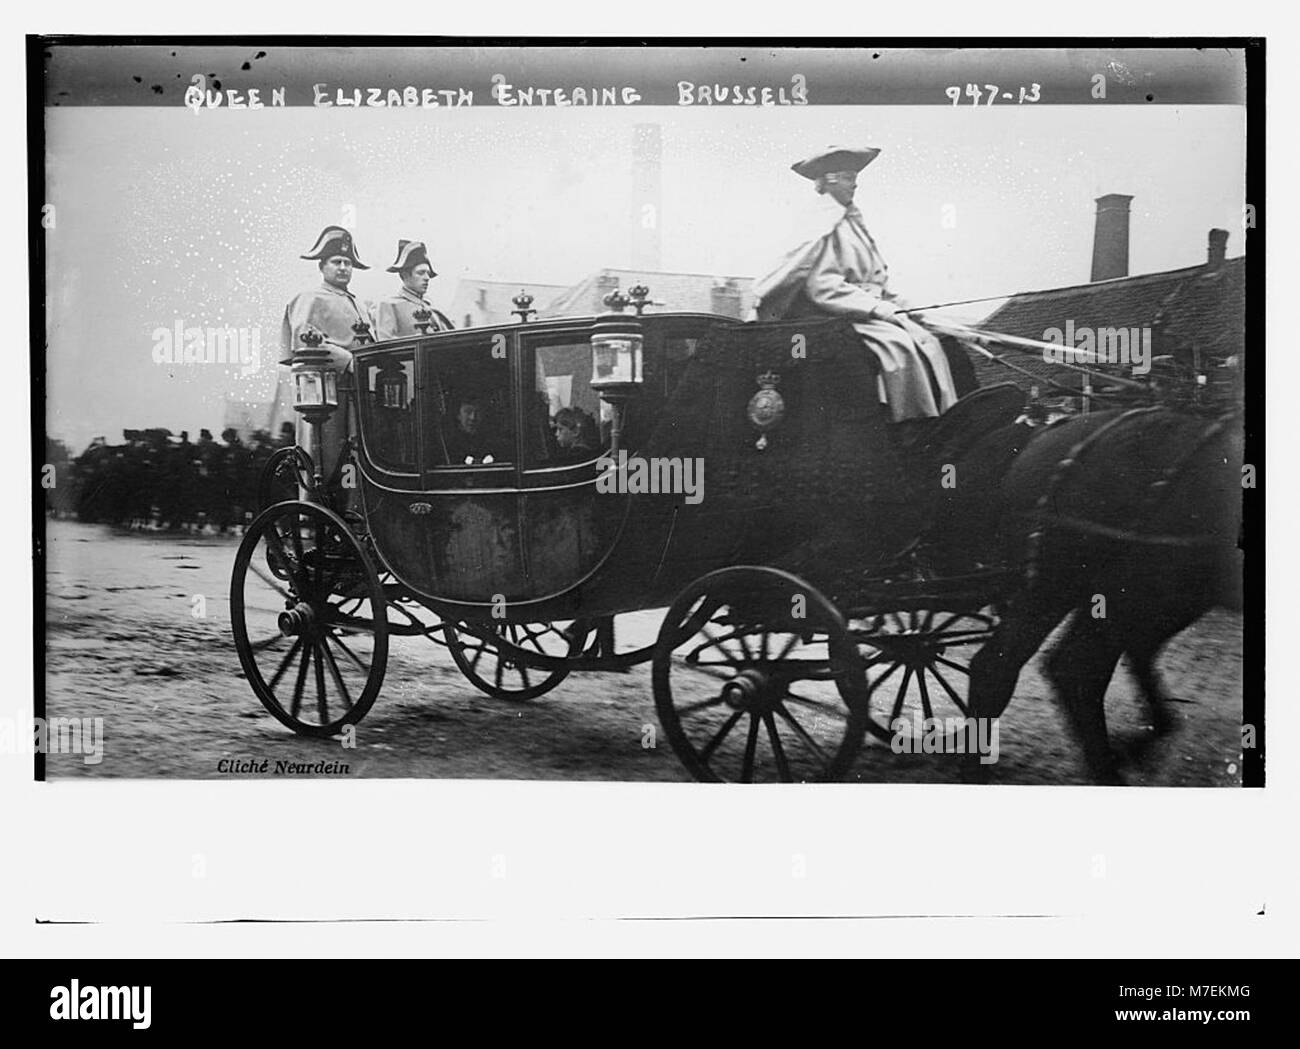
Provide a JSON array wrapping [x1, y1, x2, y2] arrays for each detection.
[[231, 500, 388, 737], [444, 620, 578, 701], [652, 566, 871, 783]]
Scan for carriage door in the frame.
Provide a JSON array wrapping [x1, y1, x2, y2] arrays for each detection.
[[516, 329, 625, 598], [384, 332, 525, 603]]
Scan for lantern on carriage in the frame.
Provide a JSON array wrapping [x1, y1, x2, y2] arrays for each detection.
[[289, 327, 339, 419], [589, 288, 647, 456]]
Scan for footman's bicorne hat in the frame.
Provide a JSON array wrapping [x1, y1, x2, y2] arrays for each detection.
[[387, 239, 436, 276], [791, 146, 881, 181], [300, 225, 369, 268]]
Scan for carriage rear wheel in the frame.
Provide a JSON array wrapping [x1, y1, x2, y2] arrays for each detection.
[[444, 621, 578, 701], [851, 608, 997, 744], [653, 567, 871, 783], [231, 500, 388, 737]]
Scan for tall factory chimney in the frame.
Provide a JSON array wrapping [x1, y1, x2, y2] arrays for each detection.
[[630, 123, 663, 272], [1090, 193, 1134, 282]]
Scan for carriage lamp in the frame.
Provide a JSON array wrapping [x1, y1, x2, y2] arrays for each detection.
[[412, 306, 433, 335], [590, 289, 646, 457], [376, 357, 410, 410], [290, 327, 340, 420], [352, 320, 375, 346]]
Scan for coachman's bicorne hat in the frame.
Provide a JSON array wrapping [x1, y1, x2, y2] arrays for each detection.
[[300, 225, 369, 269], [387, 239, 437, 276], [790, 146, 881, 181]]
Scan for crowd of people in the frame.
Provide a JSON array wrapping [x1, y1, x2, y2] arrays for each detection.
[[46, 425, 298, 532]]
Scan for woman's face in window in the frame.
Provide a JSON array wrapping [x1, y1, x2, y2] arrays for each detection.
[[555, 419, 580, 448], [457, 402, 482, 434]]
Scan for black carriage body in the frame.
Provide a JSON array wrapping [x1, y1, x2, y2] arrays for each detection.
[[349, 314, 935, 620]]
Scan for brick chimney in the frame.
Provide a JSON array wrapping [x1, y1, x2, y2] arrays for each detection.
[[1207, 228, 1229, 269], [710, 278, 744, 318], [1090, 193, 1134, 282]]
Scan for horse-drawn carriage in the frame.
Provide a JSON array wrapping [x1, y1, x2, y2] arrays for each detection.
[[229, 286, 1242, 783]]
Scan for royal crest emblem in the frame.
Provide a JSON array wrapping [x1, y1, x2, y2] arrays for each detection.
[[746, 370, 785, 451]]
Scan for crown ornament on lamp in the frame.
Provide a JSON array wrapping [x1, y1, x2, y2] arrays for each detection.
[[411, 305, 433, 335], [511, 291, 537, 322], [351, 320, 375, 346], [627, 283, 661, 316]]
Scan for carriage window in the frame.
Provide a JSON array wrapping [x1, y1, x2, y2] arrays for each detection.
[[660, 335, 700, 399], [525, 340, 610, 467], [421, 339, 514, 467], [359, 350, 417, 473]]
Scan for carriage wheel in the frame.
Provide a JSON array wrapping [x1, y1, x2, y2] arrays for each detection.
[[653, 567, 870, 783], [851, 608, 997, 744], [444, 620, 578, 701], [231, 500, 388, 737]]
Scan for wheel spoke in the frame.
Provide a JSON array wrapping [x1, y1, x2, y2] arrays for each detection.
[[917, 663, 934, 720], [926, 665, 969, 716], [267, 636, 304, 691], [762, 712, 793, 781], [314, 643, 329, 724], [290, 643, 312, 718], [674, 694, 728, 718], [320, 639, 353, 711], [890, 665, 915, 722], [771, 632, 800, 662], [866, 659, 902, 693], [700, 709, 744, 764], [934, 656, 972, 677], [328, 631, 369, 673], [740, 714, 760, 783], [248, 563, 291, 601], [784, 690, 849, 720], [775, 703, 831, 769], [696, 624, 746, 665], [250, 633, 286, 653]]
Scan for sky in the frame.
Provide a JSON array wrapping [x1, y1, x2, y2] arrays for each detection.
[[44, 102, 1246, 451]]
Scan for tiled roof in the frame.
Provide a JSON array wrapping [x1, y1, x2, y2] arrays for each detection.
[[448, 279, 569, 326], [1152, 258, 1246, 362], [971, 255, 1246, 395]]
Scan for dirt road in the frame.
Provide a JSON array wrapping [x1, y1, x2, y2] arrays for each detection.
[[42, 519, 1245, 785]]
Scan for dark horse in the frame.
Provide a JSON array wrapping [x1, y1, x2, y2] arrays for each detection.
[[965, 405, 1244, 784]]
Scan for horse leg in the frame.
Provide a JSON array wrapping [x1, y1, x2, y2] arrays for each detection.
[[1045, 611, 1126, 784], [964, 585, 1074, 781], [1122, 593, 1207, 739]]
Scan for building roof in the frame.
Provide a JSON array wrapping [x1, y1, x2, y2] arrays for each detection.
[[537, 268, 755, 319], [1152, 256, 1246, 361], [971, 255, 1245, 395], [448, 279, 570, 326]]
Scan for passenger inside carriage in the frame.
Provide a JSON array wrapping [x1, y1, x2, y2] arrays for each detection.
[[443, 394, 502, 465]]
